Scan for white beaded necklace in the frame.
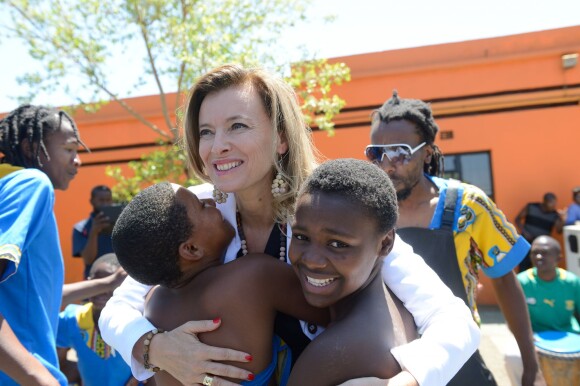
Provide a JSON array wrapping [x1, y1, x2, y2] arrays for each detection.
[[236, 210, 286, 261]]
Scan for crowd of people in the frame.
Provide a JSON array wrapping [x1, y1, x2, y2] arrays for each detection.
[[1, 63, 578, 386]]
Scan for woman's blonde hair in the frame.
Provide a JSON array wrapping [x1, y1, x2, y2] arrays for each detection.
[[183, 64, 319, 223]]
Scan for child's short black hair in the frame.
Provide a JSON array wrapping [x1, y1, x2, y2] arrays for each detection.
[[298, 158, 398, 233], [112, 182, 192, 288], [88, 253, 120, 278]]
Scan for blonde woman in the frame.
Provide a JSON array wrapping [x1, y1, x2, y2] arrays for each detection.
[[100, 64, 479, 386]]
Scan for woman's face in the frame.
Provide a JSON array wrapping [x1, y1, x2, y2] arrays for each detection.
[[39, 119, 82, 191], [198, 83, 287, 196], [289, 191, 393, 309]]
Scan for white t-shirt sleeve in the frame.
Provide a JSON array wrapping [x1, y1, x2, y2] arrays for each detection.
[[98, 275, 155, 380], [385, 235, 480, 386]]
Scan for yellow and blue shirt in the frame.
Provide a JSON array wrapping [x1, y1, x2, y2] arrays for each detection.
[[428, 175, 530, 324], [57, 303, 133, 386]]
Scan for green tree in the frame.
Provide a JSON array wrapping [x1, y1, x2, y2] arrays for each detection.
[[1, 0, 350, 200]]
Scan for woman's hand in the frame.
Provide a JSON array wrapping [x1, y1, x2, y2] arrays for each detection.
[[136, 319, 253, 386], [337, 371, 418, 386]]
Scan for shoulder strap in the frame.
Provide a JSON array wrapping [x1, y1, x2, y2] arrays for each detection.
[[441, 179, 460, 230]]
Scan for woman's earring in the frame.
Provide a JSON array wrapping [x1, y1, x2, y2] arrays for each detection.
[[212, 187, 228, 204], [272, 172, 288, 198]]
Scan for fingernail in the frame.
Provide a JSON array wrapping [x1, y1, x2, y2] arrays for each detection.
[[247, 374, 255, 381], [245, 355, 253, 361], [213, 317, 221, 324]]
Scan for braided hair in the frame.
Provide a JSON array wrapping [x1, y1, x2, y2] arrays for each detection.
[[0, 104, 85, 168], [371, 91, 444, 176]]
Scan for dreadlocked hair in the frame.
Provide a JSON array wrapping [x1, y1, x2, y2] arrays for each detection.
[[371, 90, 444, 177], [0, 104, 85, 168]]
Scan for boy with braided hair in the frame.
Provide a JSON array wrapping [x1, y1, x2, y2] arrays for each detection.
[[0, 104, 84, 385], [365, 91, 545, 385]]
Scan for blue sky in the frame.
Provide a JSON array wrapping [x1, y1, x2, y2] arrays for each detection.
[[1, 0, 579, 113]]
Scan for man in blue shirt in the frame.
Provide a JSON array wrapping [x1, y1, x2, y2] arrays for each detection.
[[73, 185, 114, 278], [565, 187, 580, 225]]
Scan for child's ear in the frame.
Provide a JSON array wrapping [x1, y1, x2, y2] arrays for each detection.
[[179, 240, 204, 261], [378, 229, 396, 257]]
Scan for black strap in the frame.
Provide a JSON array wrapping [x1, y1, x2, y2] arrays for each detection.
[[441, 179, 460, 230]]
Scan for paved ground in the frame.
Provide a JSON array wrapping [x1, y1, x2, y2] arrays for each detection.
[[479, 305, 514, 386]]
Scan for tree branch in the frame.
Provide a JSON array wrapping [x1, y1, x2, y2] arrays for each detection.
[[92, 79, 172, 139], [7, 0, 170, 140], [175, 0, 188, 113], [133, 2, 175, 139]]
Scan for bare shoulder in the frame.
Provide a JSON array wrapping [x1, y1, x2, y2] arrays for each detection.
[[228, 254, 294, 282], [233, 253, 289, 270], [203, 254, 294, 307]]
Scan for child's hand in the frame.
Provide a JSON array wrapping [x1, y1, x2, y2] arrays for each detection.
[[106, 267, 128, 290]]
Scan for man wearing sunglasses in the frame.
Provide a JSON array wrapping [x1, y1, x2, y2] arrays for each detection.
[[366, 91, 545, 386]]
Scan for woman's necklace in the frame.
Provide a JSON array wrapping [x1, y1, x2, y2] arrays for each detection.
[[236, 210, 286, 261]]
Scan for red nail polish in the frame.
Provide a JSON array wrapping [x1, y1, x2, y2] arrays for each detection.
[[247, 374, 255, 381], [245, 355, 253, 361], [213, 317, 221, 324]]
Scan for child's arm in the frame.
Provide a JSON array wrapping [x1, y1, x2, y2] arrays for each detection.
[[245, 254, 330, 326], [61, 267, 127, 307], [0, 314, 60, 386], [287, 324, 383, 386]]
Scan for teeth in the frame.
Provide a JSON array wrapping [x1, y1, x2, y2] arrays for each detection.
[[306, 276, 335, 287], [216, 161, 241, 171]]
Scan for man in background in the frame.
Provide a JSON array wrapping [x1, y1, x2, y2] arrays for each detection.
[[366, 91, 544, 385], [515, 193, 564, 271], [73, 185, 114, 279], [503, 235, 580, 385], [565, 187, 580, 225], [518, 235, 580, 334]]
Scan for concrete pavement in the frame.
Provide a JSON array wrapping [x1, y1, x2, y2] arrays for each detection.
[[479, 305, 514, 386]]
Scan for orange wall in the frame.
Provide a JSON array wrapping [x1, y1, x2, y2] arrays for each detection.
[[309, 26, 580, 304], [53, 105, 176, 283], [4, 26, 580, 306]]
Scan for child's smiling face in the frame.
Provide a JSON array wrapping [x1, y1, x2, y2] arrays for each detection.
[[289, 191, 394, 309]]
